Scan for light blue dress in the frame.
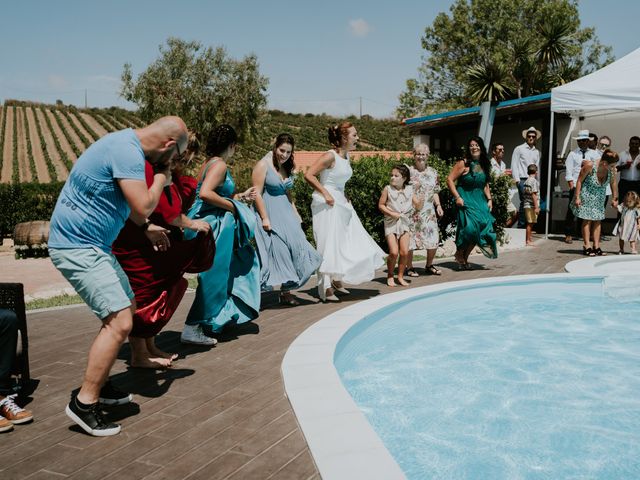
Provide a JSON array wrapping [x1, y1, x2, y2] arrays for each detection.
[[253, 158, 322, 291], [184, 161, 260, 333]]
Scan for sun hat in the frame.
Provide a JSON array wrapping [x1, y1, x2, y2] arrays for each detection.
[[572, 129, 590, 141], [522, 126, 542, 140]]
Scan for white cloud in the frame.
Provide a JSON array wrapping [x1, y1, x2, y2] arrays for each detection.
[[348, 18, 372, 37], [47, 74, 70, 90]]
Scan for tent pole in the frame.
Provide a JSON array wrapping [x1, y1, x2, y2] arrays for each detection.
[[545, 111, 555, 239]]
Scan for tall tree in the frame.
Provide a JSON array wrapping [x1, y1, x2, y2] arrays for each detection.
[[121, 38, 268, 141], [397, 0, 613, 118]]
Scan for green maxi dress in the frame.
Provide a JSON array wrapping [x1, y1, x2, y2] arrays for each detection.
[[455, 160, 498, 259]]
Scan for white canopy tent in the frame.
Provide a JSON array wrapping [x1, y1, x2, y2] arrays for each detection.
[[545, 46, 640, 236]]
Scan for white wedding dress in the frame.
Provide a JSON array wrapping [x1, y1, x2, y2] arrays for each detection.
[[311, 150, 385, 290]]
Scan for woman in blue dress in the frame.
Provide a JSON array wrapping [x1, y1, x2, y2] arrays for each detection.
[[180, 125, 261, 345], [252, 134, 322, 305]]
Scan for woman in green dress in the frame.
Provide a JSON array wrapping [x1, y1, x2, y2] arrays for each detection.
[[447, 136, 497, 270]]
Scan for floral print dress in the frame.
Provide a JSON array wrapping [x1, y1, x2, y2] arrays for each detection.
[[408, 165, 440, 250]]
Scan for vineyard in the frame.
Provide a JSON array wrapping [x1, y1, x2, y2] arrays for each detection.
[[0, 100, 412, 184]]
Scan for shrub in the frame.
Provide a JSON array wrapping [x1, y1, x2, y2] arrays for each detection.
[[0, 182, 63, 238]]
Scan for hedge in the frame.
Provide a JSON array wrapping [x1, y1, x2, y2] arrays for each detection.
[[0, 155, 511, 253], [0, 182, 63, 237]]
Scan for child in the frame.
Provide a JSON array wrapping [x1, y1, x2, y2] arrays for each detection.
[[378, 164, 422, 287], [523, 164, 540, 246], [614, 190, 640, 254]]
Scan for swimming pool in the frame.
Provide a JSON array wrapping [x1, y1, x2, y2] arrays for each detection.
[[282, 273, 640, 479]]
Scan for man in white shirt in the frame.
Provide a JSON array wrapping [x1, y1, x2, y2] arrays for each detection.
[[511, 126, 541, 228], [563, 129, 599, 244], [615, 136, 640, 202], [490, 142, 508, 176]]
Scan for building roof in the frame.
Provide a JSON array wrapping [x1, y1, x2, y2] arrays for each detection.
[[403, 93, 551, 130], [294, 151, 412, 171]]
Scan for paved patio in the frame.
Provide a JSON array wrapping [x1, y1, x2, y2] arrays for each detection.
[[1, 237, 600, 479]]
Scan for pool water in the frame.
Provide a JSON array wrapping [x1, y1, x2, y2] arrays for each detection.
[[335, 279, 640, 479]]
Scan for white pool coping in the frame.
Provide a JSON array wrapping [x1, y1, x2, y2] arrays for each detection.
[[281, 272, 610, 479], [565, 254, 640, 274]]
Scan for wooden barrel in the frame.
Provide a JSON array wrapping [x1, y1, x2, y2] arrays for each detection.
[[13, 221, 50, 246]]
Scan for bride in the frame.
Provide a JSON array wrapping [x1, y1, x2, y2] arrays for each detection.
[[304, 122, 385, 301]]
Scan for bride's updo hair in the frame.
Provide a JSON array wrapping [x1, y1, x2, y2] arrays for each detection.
[[328, 121, 353, 149], [205, 124, 238, 157]]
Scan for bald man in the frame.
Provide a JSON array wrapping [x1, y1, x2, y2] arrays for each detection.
[[48, 116, 188, 436]]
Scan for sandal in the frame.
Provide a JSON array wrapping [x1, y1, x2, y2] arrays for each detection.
[[585, 247, 596, 257], [425, 265, 442, 276], [594, 248, 606, 256], [406, 268, 419, 277]]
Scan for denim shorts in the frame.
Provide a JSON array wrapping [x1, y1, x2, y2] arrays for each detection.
[[50, 247, 134, 320]]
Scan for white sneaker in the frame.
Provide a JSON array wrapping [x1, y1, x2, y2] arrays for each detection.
[[180, 324, 217, 346]]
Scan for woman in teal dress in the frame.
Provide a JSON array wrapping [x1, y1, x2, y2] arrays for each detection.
[[180, 125, 261, 345], [571, 149, 619, 256], [447, 136, 497, 270]]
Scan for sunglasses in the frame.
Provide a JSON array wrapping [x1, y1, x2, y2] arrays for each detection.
[[599, 143, 611, 148], [495, 148, 505, 152], [526, 135, 537, 139]]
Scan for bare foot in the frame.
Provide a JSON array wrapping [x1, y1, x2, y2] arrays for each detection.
[[146, 339, 178, 361], [131, 356, 173, 369], [386, 277, 396, 287], [397, 277, 410, 286], [526, 241, 536, 247]]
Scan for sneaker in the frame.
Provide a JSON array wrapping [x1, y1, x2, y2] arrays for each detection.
[[181, 324, 217, 346], [65, 395, 121, 436], [99, 381, 133, 406], [0, 415, 13, 432], [0, 394, 33, 424]]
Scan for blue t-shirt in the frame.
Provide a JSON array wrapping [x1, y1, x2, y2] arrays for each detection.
[[48, 129, 146, 252]]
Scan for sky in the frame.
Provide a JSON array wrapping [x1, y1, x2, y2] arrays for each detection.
[[1, 0, 638, 118]]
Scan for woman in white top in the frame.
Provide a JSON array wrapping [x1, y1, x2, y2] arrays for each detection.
[[304, 122, 385, 301]]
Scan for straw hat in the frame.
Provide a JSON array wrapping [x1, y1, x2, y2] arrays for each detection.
[[572, 129, 590, 141], [522, 126, 542, 140]]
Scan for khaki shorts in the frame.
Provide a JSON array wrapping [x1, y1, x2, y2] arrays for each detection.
[[50, 247, 134, 320], [524, 207, 538, 224]]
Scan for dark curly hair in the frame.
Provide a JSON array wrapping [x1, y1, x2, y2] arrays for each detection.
[[205, 124, 237, 157], [328, 121, 353, 149], [465, 136, 491, 180], [272, 133, 296, 177]]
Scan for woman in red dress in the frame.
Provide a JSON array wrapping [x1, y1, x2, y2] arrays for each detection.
[[112, 136, 214, 368]]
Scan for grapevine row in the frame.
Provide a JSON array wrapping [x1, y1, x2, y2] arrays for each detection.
[[40, 107, 73, 171], [51, 109, 82, 157], [31, 106, 58, 181], [12, 107, 19, 183], [0, 107, 6, 179], [58, 108, 91, 149], [22, 107, 38, 181], [68, 106, 99, 142]]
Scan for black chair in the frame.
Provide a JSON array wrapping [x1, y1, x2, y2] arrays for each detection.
[[0, 283, 30, 388]]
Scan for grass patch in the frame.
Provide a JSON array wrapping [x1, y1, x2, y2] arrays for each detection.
[[187, 275, 198, 289], [26, 293, 83, 311]]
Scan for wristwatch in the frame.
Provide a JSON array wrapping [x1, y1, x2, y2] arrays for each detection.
[[141, 220, 151, 231]]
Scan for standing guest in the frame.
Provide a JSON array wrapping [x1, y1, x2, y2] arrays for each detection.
[[48, 116, 187, 436], [523, 164, 540, 246], [378, 164, 421, 286], [112, 135, 214, 368], [614, 191, 640, 254], [405, 144, 443, 276], [181, 125, 260, 344], [563, 130, 599, 244], [0, 309, 34, 433], [304, 122, 385, 302], [593, 134, 613, 240], [490, 142, 509, 176], [491, 142, 518, 227], [571, 149, 619, 256], [615, 136, 640, 203], [447, 136, 497, 270], [511, 126, 541, 228], [252, 134, 322, 305]]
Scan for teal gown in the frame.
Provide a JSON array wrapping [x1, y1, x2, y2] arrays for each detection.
[[184, 161, 261, 334], [455, 160, 498, 259]]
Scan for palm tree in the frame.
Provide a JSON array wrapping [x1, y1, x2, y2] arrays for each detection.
[[465, 59, 512, 104]]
